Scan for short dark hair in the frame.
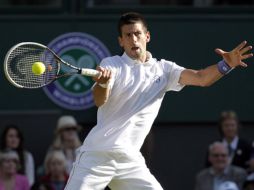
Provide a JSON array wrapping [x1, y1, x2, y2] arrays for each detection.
[[118, 12, 148, 37]]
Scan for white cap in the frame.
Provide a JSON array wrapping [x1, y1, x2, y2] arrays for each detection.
[[218, 181, 239, 190], [56, 115, 80, 133]]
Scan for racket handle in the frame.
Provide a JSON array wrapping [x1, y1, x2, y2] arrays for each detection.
[[81, 68, 100, 77]]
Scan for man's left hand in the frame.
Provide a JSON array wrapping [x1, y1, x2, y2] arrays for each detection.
[[215, 41, 253, 68]]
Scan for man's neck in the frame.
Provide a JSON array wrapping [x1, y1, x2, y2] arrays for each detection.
[[225, 136, 237, 144], [226, 138, 233, 143], [126, 51, 149, 63], [212, 166, 228, 176]]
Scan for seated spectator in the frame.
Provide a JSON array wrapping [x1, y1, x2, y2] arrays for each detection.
[[40, 150, 69, 190], [49, 115, 81, 174], [195, 142, 247, 190], [0, 150, 29, 190], [206, 111, 252, 169], [0, 124, 35, 186], [244, 153, 254, 190], [244, 173, 254, 190]]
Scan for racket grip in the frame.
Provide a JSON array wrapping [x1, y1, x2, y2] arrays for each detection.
[[81, 68, 100, 77]]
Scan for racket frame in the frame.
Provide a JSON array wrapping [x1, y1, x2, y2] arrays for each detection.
[[4, 42, 100, 89]]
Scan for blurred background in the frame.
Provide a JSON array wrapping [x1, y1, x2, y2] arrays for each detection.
[[1, 0, 254, 190]]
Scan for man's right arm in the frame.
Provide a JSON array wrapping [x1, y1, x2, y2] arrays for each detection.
[[92, 66, 112, 107]]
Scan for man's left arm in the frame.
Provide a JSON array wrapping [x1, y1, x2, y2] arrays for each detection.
[[179, 41, 253, 87]]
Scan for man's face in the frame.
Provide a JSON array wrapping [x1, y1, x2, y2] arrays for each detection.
[[209, 144, 229, 172], [221, 118, 238, 139], [118, 22, 150, 61]]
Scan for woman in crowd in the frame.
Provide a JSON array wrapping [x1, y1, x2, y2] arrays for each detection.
[[40, 150, 69, 190], [0, 150, 29, 190], [0, 124, 35, 186], [50, 115, 81, 174]]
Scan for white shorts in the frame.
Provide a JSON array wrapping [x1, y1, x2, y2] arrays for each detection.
[[64, 150, 163, 190]]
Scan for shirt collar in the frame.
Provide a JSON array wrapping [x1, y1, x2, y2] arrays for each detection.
[[222, 136, 239, 150], [209, 166, 229, 176], [121, 51, 154, 66]]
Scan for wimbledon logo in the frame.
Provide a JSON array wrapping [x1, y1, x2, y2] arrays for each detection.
[[43, 32, 110, 110]]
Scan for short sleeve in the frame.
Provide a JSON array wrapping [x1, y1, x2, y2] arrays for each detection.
[[91, 57, 118, 90], [162, 59, 185, 92]]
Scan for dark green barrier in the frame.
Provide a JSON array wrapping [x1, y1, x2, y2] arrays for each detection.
[[1, 13, 254, 122]]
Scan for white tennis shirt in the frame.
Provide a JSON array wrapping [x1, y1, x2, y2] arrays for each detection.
[[81, 52, 185, 153]]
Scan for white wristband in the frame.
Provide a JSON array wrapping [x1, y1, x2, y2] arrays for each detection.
[[97, 82, 109, 88]]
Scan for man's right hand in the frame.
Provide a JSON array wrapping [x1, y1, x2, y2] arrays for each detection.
[[93, 66, 112, 85]]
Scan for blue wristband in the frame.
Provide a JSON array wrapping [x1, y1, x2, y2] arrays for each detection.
[[217, 60, 233, 75]]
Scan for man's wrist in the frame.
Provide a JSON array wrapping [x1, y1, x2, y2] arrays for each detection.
[[97, 82, 109, 88], [217, 60, 234, 75]]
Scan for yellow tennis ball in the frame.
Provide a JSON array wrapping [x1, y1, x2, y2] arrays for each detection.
[[32, 62, 46, 75]]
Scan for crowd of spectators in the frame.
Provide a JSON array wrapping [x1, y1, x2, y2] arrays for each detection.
[[0, 115, 80, 190], [195, 111, 254, 190], [0, 111, 253, 190]]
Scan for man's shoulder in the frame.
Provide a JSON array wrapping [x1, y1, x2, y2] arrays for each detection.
[[196, 168, 211, 179], [100, 55, 123, 68], [229, 165, 247, 175], [238, 138, 252, 148], [156, 58, 175, 65], [102, 55, 122, 62]]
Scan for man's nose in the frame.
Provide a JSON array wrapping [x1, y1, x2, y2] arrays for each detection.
[[130, 34, 137, 42]]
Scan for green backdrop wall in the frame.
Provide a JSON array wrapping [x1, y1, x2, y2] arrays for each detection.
[[1, 13, 254, 122]]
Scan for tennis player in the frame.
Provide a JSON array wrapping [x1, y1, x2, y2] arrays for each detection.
[[64, 12, 253, 190]]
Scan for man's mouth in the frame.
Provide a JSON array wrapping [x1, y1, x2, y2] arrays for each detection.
[[131, 47, 139, 51]]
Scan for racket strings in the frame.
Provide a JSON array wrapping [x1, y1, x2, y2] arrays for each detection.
[[6, 44, 58, 88]]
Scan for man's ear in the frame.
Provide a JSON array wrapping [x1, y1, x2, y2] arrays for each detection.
[[146, 31, 151, 43], [118, 36, 123, 47]]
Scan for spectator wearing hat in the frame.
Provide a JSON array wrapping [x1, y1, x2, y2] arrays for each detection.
[[195, 142, 247, 190], [0, 150, 30, 190], [49, 115, 82, 174]]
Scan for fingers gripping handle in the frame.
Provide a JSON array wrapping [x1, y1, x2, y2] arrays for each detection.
[[81, 68, 100, 77]]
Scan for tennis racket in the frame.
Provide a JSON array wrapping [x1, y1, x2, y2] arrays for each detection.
[[4, 42, 100, 89]]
